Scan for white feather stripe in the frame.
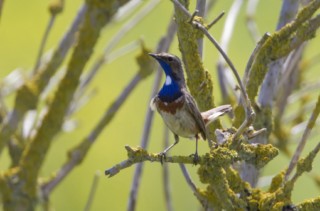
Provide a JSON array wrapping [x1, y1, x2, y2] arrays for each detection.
[[165, 75, 172, 85]]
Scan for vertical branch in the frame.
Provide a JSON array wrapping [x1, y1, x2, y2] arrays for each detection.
[[127, 19, 177, 211], [162, 127, 173, 211], [178, 164, 212, 209], [245, 0, 320, 102], [172, 0, 255, 142], [196, 0, 206, 57], [274, 0, 313, 120], [84, 171, 101, 211], [275, 45, 305, 119], [173, 0, 221, 145], [33, 0, 64, 73]]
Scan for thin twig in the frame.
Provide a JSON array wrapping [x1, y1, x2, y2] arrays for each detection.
[[207, 11, 225, 29], [127, 18, 177, 211], [290, 142, 320, 183], [179, 164, 197, 194], [162, 127, 173, 211], [285, 95, 320, 181], [84, 171, 101, 211], [290, 117, 320, 136], [33, 16, 56, 73]]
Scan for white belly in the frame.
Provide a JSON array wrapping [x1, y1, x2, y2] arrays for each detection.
[[159, 108, 199, 138]]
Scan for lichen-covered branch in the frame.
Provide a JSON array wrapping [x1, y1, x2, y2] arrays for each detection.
[[297, 197, 320, 210], [173, 0, 221, 142], [173, 0, 256, 143], [106, 139, 278, 209], [41, 48, 153, 197], [105, 141, 278, 177], [240, 0, 300, 184], [105, 145, 197, 177], [290, 142, 320, 183], [0, 0, 131, 209], [246, 0, 320, 102], [0, 4, 87, 154]]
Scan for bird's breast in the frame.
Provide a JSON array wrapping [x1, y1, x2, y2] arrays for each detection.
[[156, 96, 184, 114], [154, 96, 200, 138]]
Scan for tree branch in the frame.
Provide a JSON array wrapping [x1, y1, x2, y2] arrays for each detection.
[[285, 95, 320, 181], [105, 141, 278, 178], [0, 1, 131, 210], [33, 0, 64, 73], [172, 0, 222, 145], [0, 4, 87, 155]]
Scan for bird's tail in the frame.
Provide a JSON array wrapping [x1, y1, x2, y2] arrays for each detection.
[[201, 105, 232, 126]]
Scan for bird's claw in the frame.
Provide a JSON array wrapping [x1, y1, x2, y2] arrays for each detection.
[[158, 152, 167, 164], [189, 153, 200, 165]]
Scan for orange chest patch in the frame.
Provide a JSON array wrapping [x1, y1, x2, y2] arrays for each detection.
[[157, 98, 184, 115]]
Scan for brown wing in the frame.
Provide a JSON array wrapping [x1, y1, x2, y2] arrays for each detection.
[[183, 89, 207, 140]]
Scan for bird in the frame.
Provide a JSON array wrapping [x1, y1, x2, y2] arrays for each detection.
[[149, 52, 232, 163]]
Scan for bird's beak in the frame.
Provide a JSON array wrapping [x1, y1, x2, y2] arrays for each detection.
[[148, 53, 158, 59]]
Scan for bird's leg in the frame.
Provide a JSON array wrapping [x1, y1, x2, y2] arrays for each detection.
[[159, 134, 179, 164], [190, 135, 200, 165]]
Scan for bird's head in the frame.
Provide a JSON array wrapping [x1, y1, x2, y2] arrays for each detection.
[[149, 52, 186, 87]]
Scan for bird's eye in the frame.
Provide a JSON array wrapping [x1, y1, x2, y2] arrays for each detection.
[[167, 57, 173, 62]]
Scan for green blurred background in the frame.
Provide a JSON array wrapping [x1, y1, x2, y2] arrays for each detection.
[[0, 0, 319, 210]]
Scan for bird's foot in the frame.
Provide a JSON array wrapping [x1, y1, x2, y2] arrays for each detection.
[[189, 153, 200, 165], [157, 152, 167, 165]]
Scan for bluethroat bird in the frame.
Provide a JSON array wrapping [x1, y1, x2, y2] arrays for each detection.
[[149, 52, 232, 163]]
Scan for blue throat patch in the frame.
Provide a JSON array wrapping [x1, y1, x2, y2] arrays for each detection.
[[157, 60, 182, 102], [158, 78, 182, 102]]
